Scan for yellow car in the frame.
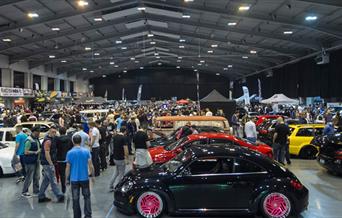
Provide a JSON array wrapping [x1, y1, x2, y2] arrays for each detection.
[[288, 124, 324, 159]]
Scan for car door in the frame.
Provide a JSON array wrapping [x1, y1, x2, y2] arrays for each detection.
[[290, 128, 314, 155], [5, 131, 16, 147], [168, 157, 236, 210]]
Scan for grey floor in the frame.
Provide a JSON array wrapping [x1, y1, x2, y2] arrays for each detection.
[[0, 159, 341, 218]]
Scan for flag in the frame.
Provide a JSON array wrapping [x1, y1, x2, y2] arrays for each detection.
[[122, 88, 125, 101], [137, 85, 143, 102], [242, 86, 250, 105], [258, 79, 262, 98], [104, 90, 108, 99]]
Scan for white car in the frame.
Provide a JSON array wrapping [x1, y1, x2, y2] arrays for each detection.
[[0, 127, 16, 147], [0, 143, 15, 175]]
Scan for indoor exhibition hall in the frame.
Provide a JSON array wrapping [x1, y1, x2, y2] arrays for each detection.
[[0, 1, 342, 218]]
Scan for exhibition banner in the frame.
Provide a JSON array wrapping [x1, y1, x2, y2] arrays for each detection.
[[0, 87, 24, 97], [242, 86, 250, 105], [137, 85, 143, 102]]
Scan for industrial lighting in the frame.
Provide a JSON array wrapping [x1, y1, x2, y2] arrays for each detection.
[[200, 60, 205, 63], [51, 27, 60, 31], [114, 65, 119, 67], [224, 68, 228, 70], [216, 73, 220, 76], [207, 50, 214, 53], [177, 60, 181, 62], [184, 0, 194, 2], [176, 66, 180, 68], [77, 1, 89, 7], [123, 70, 127, 73], [61, 60, 67, 63], [250, 50, 257, 54], [147, 33, 154, 37], [110, 61, 115, 65], [150, 41, 156, 45], [178, 57, 182, 59], [154, 53, 159, 56], [102, 75, 107, 78], [90, 70, 94, 73], [158, 62, 162, 65], [137, 7, 146, 11], [94, 52, 100, 56], [94, 18, 103, 22], [211, 44, 218, 48], [242, 56, 249, 59], [27, 12, 39, 18], [283, 31, 293, 35], [121, 47, 127, 50], [135, 60, 139, 63], [197, 63, 202, 66], [2, 38, 12, 42], [49, 55, 55, 58], [182, 15, 191, 18], [156, 56, 160, 59], [179, 39, 186, 42], [228, 64, 233, 68], [85, 47, 92, 51], [82, 68, 87, 71], [130, 57, 135, 60], [140, 67, 144, 69], [179, 45, 185, 48], [194, 69, 198, 72], [228, 22, 237, 26], [115, 40, 122, 44], [239, 6, 250, 11], [305, 16, 317, 21]]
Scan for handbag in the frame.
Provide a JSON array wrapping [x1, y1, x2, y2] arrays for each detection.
[[11, 156, 23, 172]]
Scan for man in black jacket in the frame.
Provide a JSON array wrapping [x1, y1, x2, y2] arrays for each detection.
[[55, 127, 73, 193]]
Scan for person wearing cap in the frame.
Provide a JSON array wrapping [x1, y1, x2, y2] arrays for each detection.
[[21, 127, 41, 198], [66, 134, 94, 218]]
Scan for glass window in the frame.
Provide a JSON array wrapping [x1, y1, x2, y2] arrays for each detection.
[[5, 131, 15, 141], [296, 128, 314, 137], [13, 71, 25, 88], [0, 131, 4, 141], [221, 158, 235, 174], [37, 124, 49, 133], [314, 128, 323, 136], [33, 74, 41, 90], [187, 158, 220, 175], [48, 77, 55, 91], [233, 158, 265, 173], [165, 137, 188, 151]]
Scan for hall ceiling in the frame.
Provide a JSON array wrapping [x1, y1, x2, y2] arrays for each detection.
[[0, 0, 341, 79]]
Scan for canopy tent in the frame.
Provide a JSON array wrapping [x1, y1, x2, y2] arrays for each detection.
[[261, 94, 299, 104], [74, 96, 106, 105], [200, 90, 236, 119]]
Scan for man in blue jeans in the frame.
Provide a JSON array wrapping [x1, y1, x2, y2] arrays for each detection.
[[66, 134, 94, 218], [13, 125, 28, 183], [38, 126, 64, 203]]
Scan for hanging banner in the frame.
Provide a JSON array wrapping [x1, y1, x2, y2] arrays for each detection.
[[196, 72, 200, 111], [258, 79, 262, 98], [104, 90, 108, 99], [0, 87, 24, 97], [242, 86, 250, 105], [137, 85, 143, 102], [122, 88, 125, 101]]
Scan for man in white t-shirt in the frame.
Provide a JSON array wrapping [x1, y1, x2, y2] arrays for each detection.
[[89, 121, 101, 177], [244, 118, 257, 143], [205, 108, 213, 116]]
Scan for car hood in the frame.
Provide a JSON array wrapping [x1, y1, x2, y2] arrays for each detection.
[[125, 164, 172, 181], [0, 146, 15, 159], [149, 146, 168, 157]]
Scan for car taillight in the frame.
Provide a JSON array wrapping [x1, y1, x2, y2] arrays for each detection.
[[335, 150, 342, 159], [290, 179, 303, 190]]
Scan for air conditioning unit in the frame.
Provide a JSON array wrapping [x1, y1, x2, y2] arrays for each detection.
[[315, 53, 330, 65]]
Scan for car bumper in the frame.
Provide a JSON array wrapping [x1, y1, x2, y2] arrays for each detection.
[[317, 155, 342, 174], [114, 190, 135, 215], [1, 166, 15, 175], [294, 187, 309, 214]]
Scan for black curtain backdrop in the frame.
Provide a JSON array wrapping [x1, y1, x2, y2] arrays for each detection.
[[90, 69, 230, 100], [233, 49, 342, 99]]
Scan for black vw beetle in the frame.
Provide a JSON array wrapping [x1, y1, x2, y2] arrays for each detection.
[[114, 144, 308, 218]]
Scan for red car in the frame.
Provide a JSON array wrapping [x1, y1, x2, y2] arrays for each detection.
[[255, 115, 282, 126], [149, 132, 273, 164]]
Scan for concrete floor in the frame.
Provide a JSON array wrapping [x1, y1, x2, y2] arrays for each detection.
[[0, 159, 341, 218]]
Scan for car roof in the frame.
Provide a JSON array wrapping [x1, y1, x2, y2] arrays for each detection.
[[187, 132, 235, 140], [155, 116, 227, 122], [16, 121, 54, 125], [289, 124, 325, 128], [189, 144, 259, 159]]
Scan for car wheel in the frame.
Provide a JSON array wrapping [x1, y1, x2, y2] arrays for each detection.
[[136, 191, 164, 218], [299, 146, 318, 159], [0, 167, 3, 177], [261, 192, 292, 218]]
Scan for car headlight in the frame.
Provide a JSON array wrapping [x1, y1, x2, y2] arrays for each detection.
[[121, 181, 134, 193]]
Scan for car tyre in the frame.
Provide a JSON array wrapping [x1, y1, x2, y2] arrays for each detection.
[[0, 167, 3, 177], [299, 146, 318, 159], [136, 191, 164, 218], [261, 192, 292, 218]]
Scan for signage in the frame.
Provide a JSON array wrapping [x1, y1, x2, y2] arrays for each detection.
[[0, 87, 24, 97]]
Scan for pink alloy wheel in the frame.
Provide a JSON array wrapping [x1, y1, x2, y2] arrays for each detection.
[[137, 192, 163, 218], [263, 193, 291, 218]]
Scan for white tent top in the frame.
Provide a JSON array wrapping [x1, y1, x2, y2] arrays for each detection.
[[261, 94, 299, 104]]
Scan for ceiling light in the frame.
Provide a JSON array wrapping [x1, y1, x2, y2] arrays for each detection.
[[77, 1, 89, 7], [94, 18, 103, 22], [154, 53, 159, 56], [283, 31, 293, 35], [121, 47, 127, 50], [178, 57, 182, 59], [135, 60, 140, 63], [61, 60, 67, 63], [182, 15, 191, 18], [194, 69, 198, 72], [114, 65, 119, 68], [305, 16, 317, 21], [179, 39, 186, 42], [147, 34, 154, 37], [123, 70, 127, 73], [211, 44, 218, 48], [239, 6, 250, 11], [156, 56, 160, 59], [137, 7, 146, 11], [27, 12, 39, 18], [89, 70, 94, 73], [250, 50, 257, 54], [115, 40, 122, 44], [228, 64, 233, 68], [242, 56, 249, 59], [224, 68, 228, 70], [150, 41, 156, 45], [177, 60, 181, 62], [200, 60, 205, 63], [228, 22, 237, 26], [94, 52, 100, 56], [130, 57, 135, 60], [2, 38, 11, 42], [110, 61, 115, 65], [140, 67, 144, 69], [216, 73, 220, 76], [102, 74, 107, 78], [82, 68, 87, 71], [49, 55, 55, 58], [176, 66, 180, 68], [51, 27, 60, 31], [184, 0, 194, 2], [207, 50, 214, 53], [198, 63, 202, 66], [85, 47, 91, 51], [179, 45, 185, 48], [158, 62, 162, 65]]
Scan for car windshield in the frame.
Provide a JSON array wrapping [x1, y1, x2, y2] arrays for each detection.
[[162, 150, 192, 173], [164, 137, 188, 151], [236, 136, 258, 146]]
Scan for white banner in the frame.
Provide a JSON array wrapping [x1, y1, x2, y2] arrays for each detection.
[[122, 88, 125, 101], [258, 79, 262, 98], [242, 86, 250, 105], [137, 85, 143, 102], [0, 87, 24, 97]]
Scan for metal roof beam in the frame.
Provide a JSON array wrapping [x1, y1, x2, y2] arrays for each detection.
[[295, 0, 342, 8], [0, 0, 26, 7]]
